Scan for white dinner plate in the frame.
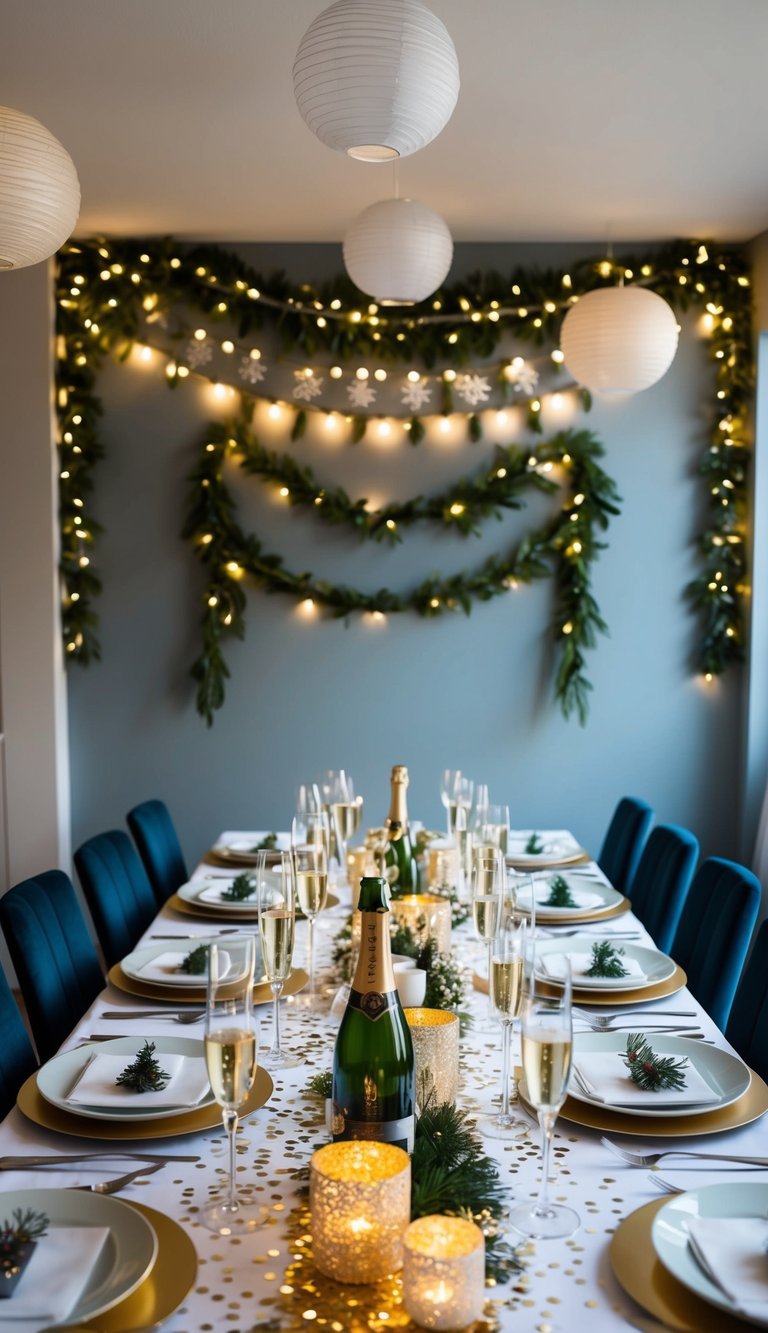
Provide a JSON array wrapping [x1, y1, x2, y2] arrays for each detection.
[[506, 830, 589, 869], [0, 1186, 157, 1323], [120, 938, 261, 986], [514, 875, 623, 920], [534, 936, 675, 990], [652, 1181, 768, 1327], [568, 1031, 751, 1118], [178, 876, 262, 913], [212, 831, 289, 864], [37, 1035, 214, 1122]]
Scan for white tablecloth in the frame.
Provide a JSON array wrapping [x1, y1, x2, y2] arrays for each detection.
[[0, 841, 764, 1332]]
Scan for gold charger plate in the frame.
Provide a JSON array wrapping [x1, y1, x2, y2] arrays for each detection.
[[108, 962, 309, 1005], [518, 1065, 768, 1137], [83, 1201, 197, 1333], [168, 890, 340, 922], [506, 848, 592, 870], [514, 894, 631, 926], [610, 1197, 726, 1332], [18, 1063, 273, 1140], [473, 958, 683, 1005]]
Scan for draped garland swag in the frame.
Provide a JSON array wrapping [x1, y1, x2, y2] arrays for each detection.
[[54, 237, 752, 725]]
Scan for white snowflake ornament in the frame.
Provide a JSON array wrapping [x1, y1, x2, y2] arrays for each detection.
[[401, 379, 433, 412], [505, 359, 539, 394], [185, 336, 214, 370], [456, 373, 492, 407], [346, 379, 377, 408], [239, 355, 267, 386], [293, 371, 324, 401]]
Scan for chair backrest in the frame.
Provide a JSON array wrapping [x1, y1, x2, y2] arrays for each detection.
[[0, 870, 104, 1062], [74, 829, 158, 968], [127, 799, 188, 907], [725, 919, 768, 1081], [628, 824, 699, 952], [598, 796, 653, 893], [670, 856, 761, 1029], [0, 963, 37, 1119]]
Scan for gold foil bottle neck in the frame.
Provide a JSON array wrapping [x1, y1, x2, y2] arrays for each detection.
[[391, 765, 409, 785]]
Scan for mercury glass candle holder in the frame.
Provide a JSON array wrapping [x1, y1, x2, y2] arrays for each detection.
[[309, 1141, 411, 1283], [402, 1214, 486, 1330], [404, 1008, 460, 1111], [391, 894, 452, 954]]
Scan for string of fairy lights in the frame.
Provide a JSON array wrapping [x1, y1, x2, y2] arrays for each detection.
[[54, 235, 752, 723]]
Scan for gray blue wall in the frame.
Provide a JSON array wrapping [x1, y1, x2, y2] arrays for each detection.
[[67, 242, 743, 869]]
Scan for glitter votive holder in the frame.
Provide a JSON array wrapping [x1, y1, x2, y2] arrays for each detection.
[[402, 1215, 486, 1331], [404, 1008, 460, 1111], [309, 1141, 411, 1284], [391, 894, 452, 954]]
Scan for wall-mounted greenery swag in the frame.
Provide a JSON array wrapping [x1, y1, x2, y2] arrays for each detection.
[[55, 236, 751, 726]]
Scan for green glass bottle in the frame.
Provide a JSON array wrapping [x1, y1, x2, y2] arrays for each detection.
[[331, 876, 415, 1151], [384, 764, 420, 897]]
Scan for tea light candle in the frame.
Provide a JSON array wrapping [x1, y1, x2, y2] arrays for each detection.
[[394, 963, 427, 1007], [402, 1215, 485, 1330], [391, 894, 452, 954], [404, 1008, 460, 1110], [427, 845, 459, 892], [310, 1141, 411, 1283]]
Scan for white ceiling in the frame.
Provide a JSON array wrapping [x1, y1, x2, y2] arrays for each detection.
[[3, 0, 768, 244]]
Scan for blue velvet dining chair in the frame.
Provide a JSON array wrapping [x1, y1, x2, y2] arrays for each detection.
[[127, 798, 188, 907], [725, 919, 768, 1082], [0, 870, 104, 1062], [0, 964, 37, 1119], [597, 796, 653, 893], [670, 857, 761, 1029], [626, 823, 699, 952], [74, 829, 158, 968]]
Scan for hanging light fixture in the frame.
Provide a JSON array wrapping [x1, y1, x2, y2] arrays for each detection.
[[343, 197, 453, 305], [0, 106, 80, 270], [293, 0, 460, 162], [560, 285, 679, 397]]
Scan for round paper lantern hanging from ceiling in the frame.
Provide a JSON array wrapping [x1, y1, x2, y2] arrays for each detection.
[[343, 197, 453, 305], [0, 106, 80, 271], [293, 0, 460, 162], [560, 285, 680, 397]]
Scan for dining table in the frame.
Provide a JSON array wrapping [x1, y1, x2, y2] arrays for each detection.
[[0, 828, 766, 1333]]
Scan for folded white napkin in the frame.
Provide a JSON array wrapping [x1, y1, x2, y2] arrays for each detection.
[[508, 830, 577, 852], [540, 950, 645, 982], [517, 882, 604, 912], [199, 881, 256, 906], [688, 1216, 768, 1318], [216, 831, 290, 853], [3, 1224, 109, 1329], [138, 948, 231, 983], [67, 1051, 210, 1110], [572, 1050, 720, 1107]]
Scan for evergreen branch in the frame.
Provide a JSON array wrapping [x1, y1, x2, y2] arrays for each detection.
[[622, 1034, 689, 1091], [585, 940, 628, 978], [178, 943, 210, 975], [544, 875, 577, 908], [222, 871, 256, 901], [115, 1040, 170, 1093]]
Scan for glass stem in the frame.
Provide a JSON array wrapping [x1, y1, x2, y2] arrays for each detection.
[[500, 1020, 511, 1121], [536, 1110, 555, 1215], [486, 941, 493, 1019], [271, 981, 283, 1054], [510, 1020, 519, 1103], [224, 1107, 238, 1211], [307, 916, 315, 1005]]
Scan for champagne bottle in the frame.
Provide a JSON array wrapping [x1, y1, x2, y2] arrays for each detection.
[[383, 764, 420, 896], [332, 876, 415, 1151]]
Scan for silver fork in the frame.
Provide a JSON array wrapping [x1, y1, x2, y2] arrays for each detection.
[[100, 1009, 204, 1023], [73, 1161, 164, 1194], [574, 1015, 704, 1034], [573, 1008, 696, 1025], [601, 1136, 768, 1168], [647, 1174, 684, 1195]]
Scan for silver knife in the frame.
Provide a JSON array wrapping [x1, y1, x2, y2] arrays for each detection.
[[0, 1152, 200, 1167], [100, 1009, 204, 1019]]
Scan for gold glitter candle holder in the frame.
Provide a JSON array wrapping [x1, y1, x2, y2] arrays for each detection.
[[404, 1008, 460, 1110], [391, 894, 452, 953], [309, 1141, 411, 1284], [402, 1215, 485, 1331]]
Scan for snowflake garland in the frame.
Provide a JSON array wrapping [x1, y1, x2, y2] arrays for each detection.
[[292, 371, 324, 401], [185, 336, 214, 370], [401, 379, 433, 412], [346, 379, 377, 408], [456, 373, 492, 407], [238, 355, 267, 386], [505, 358, 540, 394]]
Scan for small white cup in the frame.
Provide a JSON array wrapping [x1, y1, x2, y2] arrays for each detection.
[[394, 964, 427, 1007], [391, 954, 417, 969]]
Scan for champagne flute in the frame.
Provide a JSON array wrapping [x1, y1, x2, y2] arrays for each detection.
[[440, 768, 461, 837], [291, 840, 328, 1007], [329, 771, 356, 879], [479, 912, 527, 1138], [453, 805, 472, 901], [509, 962, 579, 1239], [257, 850, 299, 1069], [471, 845, 503, 1029], [483, 802, 510, 855], [471, 782, 490, 835], [296, 782, 322, 817], [202, 937, 263, 1234]]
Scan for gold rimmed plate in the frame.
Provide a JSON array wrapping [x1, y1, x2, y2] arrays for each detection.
[[508, 894, 632, 928], [17, 1063, 273, 1140], [168, 889, 340, 922], [89, 1201, 197, 1332], [473, 959, 683, 1006], [108, 961, 309, 1006], [610, 1197, 727, 1332]]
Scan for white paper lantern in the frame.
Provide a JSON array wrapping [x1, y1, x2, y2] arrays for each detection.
[[293, 0, 460, 161], [0, 106, 80, 270], [343, 197, 453, 304], [560, 285, 679, 397]]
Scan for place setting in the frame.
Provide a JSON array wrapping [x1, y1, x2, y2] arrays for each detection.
[[512, 869, 631, 924], [532, 932, 688, 1005], [505, 829, 592, 871]]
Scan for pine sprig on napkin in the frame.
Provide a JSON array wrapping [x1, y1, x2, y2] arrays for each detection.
[[623, 1033, 689, 1091], [250, 832, 278, 852], [585, 940, 628, 978], [116, 1040, 170, 1093], [544, 874, 577, 908], [178, 943, 210, 974], [222, 871, 256, 902], [1, 1209, 48, 1243], [525, 832, 544, 854]]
